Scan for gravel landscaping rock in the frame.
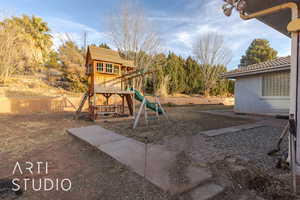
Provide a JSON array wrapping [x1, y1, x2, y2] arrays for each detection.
[[209, 126, 288, 174]]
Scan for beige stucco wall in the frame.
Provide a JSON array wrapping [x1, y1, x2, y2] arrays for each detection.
[[0, 95, 234, 114], [0, 96, 87, 114], [147, 96, 234, 106]]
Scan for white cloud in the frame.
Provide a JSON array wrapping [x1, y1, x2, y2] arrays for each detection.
[[46, 17, 110, 50], [148, 16, 190, 22], [154, 0, 291, 69], [176, 32, 192, 47]]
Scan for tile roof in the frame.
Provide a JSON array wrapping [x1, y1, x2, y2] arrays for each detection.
[[88, 46, 135, 68], [222, 56, 290, 78]]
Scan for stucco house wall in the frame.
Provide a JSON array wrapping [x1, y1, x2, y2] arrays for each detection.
[[234, 75, 290, 115]]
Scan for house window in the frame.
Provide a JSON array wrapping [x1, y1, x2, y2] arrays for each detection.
[[113, 65, 119, 74], [262, 71, 289, 96], [106, 64, 113, 73], [96, 63, 103, 72]]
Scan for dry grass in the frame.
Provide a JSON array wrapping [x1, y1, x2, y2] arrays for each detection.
[[0, 75, 80, 97]]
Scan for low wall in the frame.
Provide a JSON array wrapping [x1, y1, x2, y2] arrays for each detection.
[[147, 96, 234, 106], [0, 96, 86, 114], [0, 95, 234, 114]]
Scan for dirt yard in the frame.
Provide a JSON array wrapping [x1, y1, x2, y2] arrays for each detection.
[[0, 104, 255, 200], [1, 104, 295, 200], [99, 104, 252, 143]]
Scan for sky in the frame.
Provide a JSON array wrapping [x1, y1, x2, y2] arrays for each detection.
[[0, 0, 291, 70]]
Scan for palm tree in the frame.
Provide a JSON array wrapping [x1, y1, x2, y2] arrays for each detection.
[[15, 15, 53, 65]]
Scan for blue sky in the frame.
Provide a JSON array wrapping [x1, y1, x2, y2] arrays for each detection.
[[0, 0, 291, 69]]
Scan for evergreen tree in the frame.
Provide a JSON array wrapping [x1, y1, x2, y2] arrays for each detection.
[[183, 57, 201, 94], [147, 53, 167, 95], [240, 39, 277, 67], [210, 65, 230, 96], [98, 43, 111, 49], [165, 52, 185, 94], [90, 43, 111, 49], [45, 51, 61, 70]]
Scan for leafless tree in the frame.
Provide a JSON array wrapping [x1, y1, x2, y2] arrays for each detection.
[[107, 0, 160, 90], [193, 32, 232, 66], [193, 32, 232, 96]]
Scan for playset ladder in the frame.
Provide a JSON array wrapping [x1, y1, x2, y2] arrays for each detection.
[[75, 92, 89, 118]]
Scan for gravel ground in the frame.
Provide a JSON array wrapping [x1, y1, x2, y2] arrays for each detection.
[[209, 126, 288, 174], [158, 121, 294, 200], [159, 120, 289, 175]]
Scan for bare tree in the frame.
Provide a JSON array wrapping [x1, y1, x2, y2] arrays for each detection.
[[193, 32, 232, 96], [107, 1, 160, 89], [193, 32, 231, 66]]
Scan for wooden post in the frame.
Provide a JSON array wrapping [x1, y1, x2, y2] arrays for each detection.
[[92, 61, 97, 121], [122, 95, 125, 113]]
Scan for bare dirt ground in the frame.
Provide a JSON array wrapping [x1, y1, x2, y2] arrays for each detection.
[[0, 104, 253, 200], [0, 113, 170, 200], [99, 104, 251, 143]]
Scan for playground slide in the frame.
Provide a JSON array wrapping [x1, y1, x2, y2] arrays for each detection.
[[131, 88, 163, 114]]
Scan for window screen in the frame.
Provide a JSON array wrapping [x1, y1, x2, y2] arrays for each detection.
[[262, 71, 289, 96], [96, 63, 103, 72]]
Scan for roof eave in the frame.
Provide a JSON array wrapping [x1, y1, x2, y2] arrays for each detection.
[[90, 58, 135, 68], [222, 65, 290, 79]]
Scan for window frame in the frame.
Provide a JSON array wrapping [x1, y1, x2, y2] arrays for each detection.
[[261, 71, 290, 98]]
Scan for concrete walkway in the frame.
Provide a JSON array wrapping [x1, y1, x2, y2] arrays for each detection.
[[199, 123, 265, 137], [67, 125, 221, 196]]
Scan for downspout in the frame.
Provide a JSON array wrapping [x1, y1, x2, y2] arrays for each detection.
[[239, 2, 298, 20], [238, 2, 299, 194]]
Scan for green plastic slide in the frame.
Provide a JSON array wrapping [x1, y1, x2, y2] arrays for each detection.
[[130, 88, 163, 114]]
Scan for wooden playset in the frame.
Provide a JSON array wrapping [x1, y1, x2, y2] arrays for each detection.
[[76, 46, 136, 120], [75, 45, 168, 125]]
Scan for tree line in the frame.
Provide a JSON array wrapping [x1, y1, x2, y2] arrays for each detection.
[[145, 52, 234, 96]]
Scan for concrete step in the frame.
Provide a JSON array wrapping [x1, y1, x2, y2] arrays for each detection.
[[190, 183, 224, 200]]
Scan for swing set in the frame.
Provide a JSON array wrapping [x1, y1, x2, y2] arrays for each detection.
[[75, 46, 168, 128]]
